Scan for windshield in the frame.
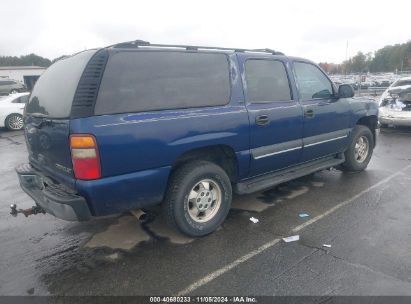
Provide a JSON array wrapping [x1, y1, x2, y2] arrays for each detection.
[[25, 49, 97, 118]]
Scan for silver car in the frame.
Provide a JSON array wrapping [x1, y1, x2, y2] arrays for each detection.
[[0, 79, 27, 96], [379, 77, 411, 127]]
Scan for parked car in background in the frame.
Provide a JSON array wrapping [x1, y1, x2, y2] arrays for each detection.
[[379, 77, 411, 127], [0, 79, 27, 95], [0, 92, 29, 130], [16, 41, 378, 237], [379, 77, 411, 101]]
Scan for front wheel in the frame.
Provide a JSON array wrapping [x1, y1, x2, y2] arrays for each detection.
[[5, 113, 24, 130], [163, 161, 232, 237], [339, 125, 374, 172]]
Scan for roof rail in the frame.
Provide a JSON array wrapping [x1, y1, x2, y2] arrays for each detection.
[[107, 40, 284, 55]]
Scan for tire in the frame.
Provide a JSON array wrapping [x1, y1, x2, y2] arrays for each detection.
[[163, 161, 232, 237], [5, 113, 24, 130], [339, 125, 374, 172], [10, 89, 19, 94], [379, 123, 388, 128]]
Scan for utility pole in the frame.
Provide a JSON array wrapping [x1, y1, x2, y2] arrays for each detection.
[[345, 40, 348, 75]]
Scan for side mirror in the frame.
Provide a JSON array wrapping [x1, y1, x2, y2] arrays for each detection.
[[338, 84, 355, 98]]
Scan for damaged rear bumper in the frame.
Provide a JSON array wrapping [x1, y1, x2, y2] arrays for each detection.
[[16, 163, 91, 221], [379, 108, 411, 127]]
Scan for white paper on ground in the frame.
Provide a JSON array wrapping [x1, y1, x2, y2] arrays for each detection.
[[249, 217, 259, 224], [323, 244, 332, 248], [282, 235, 300, 243]]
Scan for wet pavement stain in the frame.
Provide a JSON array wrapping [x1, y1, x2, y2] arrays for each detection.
[[286, 186, 309, 199], [146, 216, 195, 245], [232, 194, 272, 212], [85, 215, 150, 250]]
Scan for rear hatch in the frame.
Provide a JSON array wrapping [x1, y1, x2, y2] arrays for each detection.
[[24, 50, 97, 187]]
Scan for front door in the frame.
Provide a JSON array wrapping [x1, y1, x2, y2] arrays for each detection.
[[292, 61, 351, 162], [239, 55, 304, 177]]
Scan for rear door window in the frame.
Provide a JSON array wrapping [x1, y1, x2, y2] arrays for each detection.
[[245, 59, 292, 102], [95, 51, 230, 115]]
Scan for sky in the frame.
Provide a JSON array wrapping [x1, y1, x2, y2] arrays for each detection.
[[2, 0, 410, 63]]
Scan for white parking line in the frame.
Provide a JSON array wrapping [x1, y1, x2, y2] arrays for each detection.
[[177, 164, 411, 296]]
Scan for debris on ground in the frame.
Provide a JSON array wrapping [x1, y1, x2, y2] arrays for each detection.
[[249, 217, 259, 224], [323, 244, 332, 248], [282, 235, 300, 243], [299, 213, 309, 218]]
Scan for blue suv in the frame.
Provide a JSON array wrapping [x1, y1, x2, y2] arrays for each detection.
[[16, 41, 378, 236]]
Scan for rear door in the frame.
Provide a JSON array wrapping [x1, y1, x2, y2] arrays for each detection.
[[24, 50, 97, 186], [238, 54, 304, 177], [292, 61, 350, 162]]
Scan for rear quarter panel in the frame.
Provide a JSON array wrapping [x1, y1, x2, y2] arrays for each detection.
[[70, 53, 251, 215]]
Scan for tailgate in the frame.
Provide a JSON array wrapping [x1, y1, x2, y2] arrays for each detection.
[[24, 49, 97, 187]]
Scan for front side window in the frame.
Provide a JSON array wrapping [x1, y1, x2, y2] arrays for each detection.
[[95, 51, 230, 115], [245, 59, 292, 103], [294, 62, 333, 100]]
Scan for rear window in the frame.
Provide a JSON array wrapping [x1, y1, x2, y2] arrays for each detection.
[[94, 51, 230, 115], [25, 50, 97, 118], [394, 80, 411, 87]]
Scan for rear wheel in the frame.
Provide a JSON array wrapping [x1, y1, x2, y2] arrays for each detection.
[[5, 113, 24, 130], [163, 161, 232, 237], [339, 125, 374, 172]]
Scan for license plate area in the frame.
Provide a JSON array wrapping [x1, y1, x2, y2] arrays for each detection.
[[20, 174, 44, 190]]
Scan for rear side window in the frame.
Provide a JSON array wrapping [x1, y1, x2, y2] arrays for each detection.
[[245, 59, 292, 103], [12, 95, 29, 103], [294, 62, 333, 100], [95, 51, 230, 115], [25, 50, 97, 118], [394, 79, 411, 87]]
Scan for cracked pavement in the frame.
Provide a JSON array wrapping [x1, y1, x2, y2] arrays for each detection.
[[0, 127, 411, 296]]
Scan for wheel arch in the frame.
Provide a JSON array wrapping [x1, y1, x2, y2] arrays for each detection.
[[356, 115, 378, 147], [170, 145, 239, 183]]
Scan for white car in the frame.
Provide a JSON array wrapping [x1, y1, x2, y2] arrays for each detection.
[[0, 93, 29, 130], [379, 76, 411, 104], [379, 77, 411, 128]]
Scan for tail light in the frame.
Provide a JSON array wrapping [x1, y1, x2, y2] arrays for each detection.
[[70, 134, 101, 180]]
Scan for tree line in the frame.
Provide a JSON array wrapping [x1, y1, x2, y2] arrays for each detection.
[[319, 40, 411, 74], [0, 53, 52, 67]]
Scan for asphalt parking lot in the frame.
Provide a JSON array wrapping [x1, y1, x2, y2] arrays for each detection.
[[1, 126, 411, 297]]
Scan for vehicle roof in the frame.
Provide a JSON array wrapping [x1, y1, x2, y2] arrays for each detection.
[[106, 40, 287, 56], [106, 46, 317, 65]]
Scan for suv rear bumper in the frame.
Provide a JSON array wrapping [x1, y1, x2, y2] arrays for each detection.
[[16, 163, 91, 221]]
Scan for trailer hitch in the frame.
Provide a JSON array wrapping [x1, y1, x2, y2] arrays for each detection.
[[10, 204, 46, 217]]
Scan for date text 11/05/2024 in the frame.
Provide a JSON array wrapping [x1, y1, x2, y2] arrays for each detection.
[[149, 296, 257, 303]]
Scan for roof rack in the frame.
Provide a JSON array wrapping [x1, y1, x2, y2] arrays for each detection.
[[107, 40, 284, 55]]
